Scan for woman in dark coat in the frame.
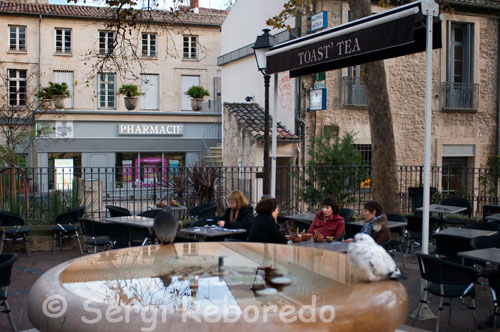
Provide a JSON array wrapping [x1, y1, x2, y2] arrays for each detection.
[[217, 190, 254, 240], [247, 198, 287, 244]]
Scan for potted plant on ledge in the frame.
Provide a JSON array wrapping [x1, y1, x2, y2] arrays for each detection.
[[48, 82, 71, 109], [35, 87, 53, 110], [185, 86, 209, 111], [118, 84, 144, 111]]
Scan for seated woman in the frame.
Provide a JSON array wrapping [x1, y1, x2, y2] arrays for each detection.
[[217, 190, 254, 240], [308, 197, 345, 240], [247, 198, 287, 244], [359, 200, 390, 245]]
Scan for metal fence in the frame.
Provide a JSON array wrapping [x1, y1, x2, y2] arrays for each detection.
[[0, 165, 497, 224]]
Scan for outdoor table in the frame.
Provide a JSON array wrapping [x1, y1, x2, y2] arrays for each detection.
[[28, 242, 408, 331], [147, 205, 188, 219], [416, 204, 468, 229], [458, 247, 500, 265], [179, 225, 246, 240], [435, 227, 497, 239], [103, 215, 154, 231], [485, 213, 500, 222], [290, 239, 349, 253]]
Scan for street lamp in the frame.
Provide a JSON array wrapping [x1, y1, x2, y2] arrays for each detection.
[[253, 28, 275, 197]]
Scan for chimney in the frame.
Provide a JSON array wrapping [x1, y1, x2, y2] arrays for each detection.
[[190, 0, 199, 9]]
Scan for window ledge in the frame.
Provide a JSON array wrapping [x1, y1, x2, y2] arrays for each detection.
[[342, 104, 368, 110], [441, 107, 478, 113], [182, 58, 200, 62], [54, 52, 73, 56], [141, 56, 158, 60], [7, 50, 27, 54]]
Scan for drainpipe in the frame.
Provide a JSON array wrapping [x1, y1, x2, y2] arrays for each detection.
[[38, 15, 42, 91], [497, 20, 500, 156]]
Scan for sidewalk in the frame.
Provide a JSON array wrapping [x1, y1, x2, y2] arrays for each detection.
[[1, 248, 496, 332]]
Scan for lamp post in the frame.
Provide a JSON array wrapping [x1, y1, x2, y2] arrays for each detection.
[[253, 28, 275, 198]]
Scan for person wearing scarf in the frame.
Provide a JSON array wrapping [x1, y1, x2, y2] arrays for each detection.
[[217, 190, 254, 240], [308, 197, 345, 240], [360, 200, 390, 245]]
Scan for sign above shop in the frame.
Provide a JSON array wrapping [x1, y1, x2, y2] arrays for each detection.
[[118, 124, 184, 136]]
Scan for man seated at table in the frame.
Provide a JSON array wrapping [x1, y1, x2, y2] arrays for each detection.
[[308, 197, 345, 240], [247, 198, 287, 244]]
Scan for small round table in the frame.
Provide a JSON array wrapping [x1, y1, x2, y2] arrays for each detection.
[[28, 242, 407, 331]]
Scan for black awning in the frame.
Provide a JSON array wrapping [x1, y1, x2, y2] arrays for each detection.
[[266, 1, 442, 77]]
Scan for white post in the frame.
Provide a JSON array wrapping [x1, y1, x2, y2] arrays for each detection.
[[421, 0, 439, 254], [271, 74, 278, 198]]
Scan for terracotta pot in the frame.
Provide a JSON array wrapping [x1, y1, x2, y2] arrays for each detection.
[[314, 233, 324, 243], [124, 96, 138, 110], [40, 99, 53, 111], [191, 98, 203, 111], [53, 95, 66, 109], [302, 233, 313, 241]]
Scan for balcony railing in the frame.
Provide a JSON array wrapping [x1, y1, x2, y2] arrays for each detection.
[[342, 76, 367, 107], [442, 82, 479, 111]]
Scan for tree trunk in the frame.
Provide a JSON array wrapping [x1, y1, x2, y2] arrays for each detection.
[[347, 0, 400, 213]]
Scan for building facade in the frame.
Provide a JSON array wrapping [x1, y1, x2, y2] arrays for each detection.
[[0, 0, 226, 190]]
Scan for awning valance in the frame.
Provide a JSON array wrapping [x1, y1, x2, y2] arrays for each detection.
[[266, 1, 442, 77]]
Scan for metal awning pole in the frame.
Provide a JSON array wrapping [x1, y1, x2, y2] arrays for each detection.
[[421, 0, 439, 255], [271, 74, 278, 198]]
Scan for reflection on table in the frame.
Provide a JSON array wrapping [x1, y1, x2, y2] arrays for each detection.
[[291, 239, 349, 253], [28, 243, 408, 331], [179, 226, 246, 240]]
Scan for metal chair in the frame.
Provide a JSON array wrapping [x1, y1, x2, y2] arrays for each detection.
[[0, 253, 18, 332], [189, 202, 218, 221], [386, 213, 408, 267], [487, 270, 500, 331], [406, 215, 439, 254], [79, 219, 111, 253], [339, 208, 355, 223], [433, 233, 475, 265], [105, 205, 132, 217], [52, 207, 84, 255], [0, 211, 31, 256], [414, 253, 477, 332], [106, 223, 150, 249], [439, 197, 473, 227]]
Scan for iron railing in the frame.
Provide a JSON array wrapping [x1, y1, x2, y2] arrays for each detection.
[[0, 165, 497, 224], [442, 82, 479, 111], [342, 76, 367, 107]]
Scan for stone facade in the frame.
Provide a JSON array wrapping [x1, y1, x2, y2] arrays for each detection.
[[300, 0, 499, 169]]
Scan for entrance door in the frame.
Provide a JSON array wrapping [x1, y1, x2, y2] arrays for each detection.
[[83, 153, 115, 191]]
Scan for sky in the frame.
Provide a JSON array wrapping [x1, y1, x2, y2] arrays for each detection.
[[48, 0, 232, 10]]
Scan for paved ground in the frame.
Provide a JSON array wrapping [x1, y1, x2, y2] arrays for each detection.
[[0, 246, 497, 331]]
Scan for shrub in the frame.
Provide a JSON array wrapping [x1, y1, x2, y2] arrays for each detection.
[[185, 86, 209, 98]]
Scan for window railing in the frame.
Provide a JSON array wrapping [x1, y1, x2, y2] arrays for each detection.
[[342, 76, 367, 107], [442, 82, 479, 111]]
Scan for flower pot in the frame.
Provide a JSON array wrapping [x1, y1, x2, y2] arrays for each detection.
[[53, 95, 66, 109], [191, 98, 203, 111], [40, 99, 53, 111], [124, 96, 138, 111]]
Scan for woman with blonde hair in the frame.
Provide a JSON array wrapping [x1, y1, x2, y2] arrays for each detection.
[[217, 190, 254, 240]]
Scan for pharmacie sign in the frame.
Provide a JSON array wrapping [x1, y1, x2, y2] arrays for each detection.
[[118, 123, 184, 136]]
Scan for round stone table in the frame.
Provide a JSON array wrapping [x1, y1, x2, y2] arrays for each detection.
[[28, 242, 407, 331]]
